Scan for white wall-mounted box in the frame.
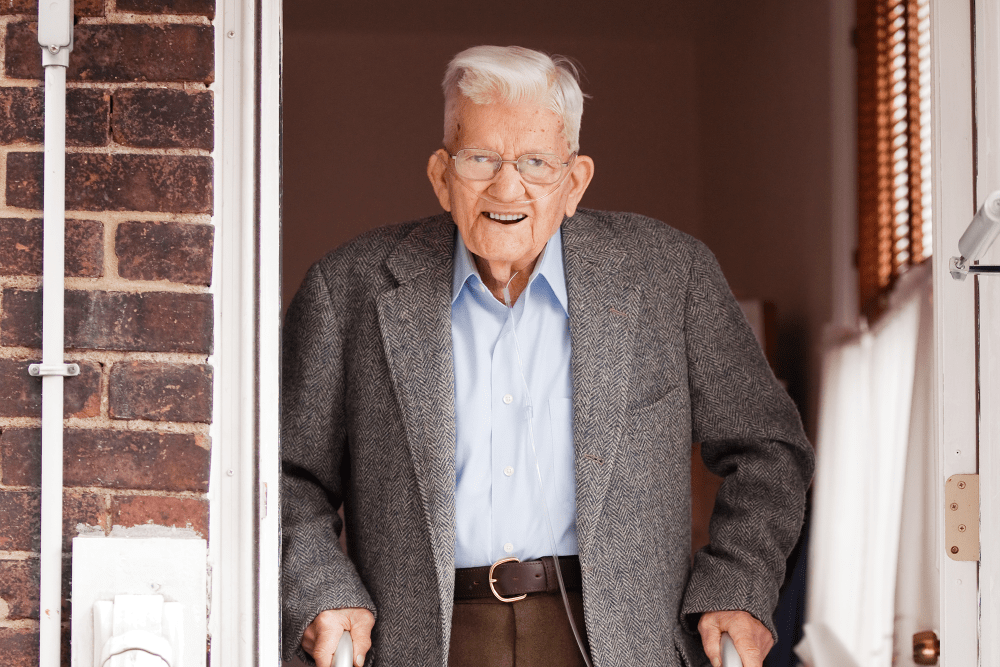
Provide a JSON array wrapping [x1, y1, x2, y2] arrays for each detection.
[[71, 537, 207, 667]]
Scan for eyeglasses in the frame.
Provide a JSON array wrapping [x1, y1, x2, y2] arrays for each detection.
[[449, 148, 576, 185]]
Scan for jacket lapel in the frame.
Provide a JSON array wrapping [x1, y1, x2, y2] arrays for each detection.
[[375, 215, 459, 613], [562, 211, 638, 554]]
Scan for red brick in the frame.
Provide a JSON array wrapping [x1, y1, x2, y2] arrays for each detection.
[[0, 0, 104, 16], [68, 429, 209, 492], [0, 359, 102, 419], [109, 361, 213, 422], [0, 87, 109, 146], [0, 558, 70, 620], [117, 0, 215, 17], [0, 491, 107, 552], [0, 218, 104, 277], [68, 88, 112, 146], [0, 627, 37, 667], [5, 23, 213, 83], [0, 428, 210, 491], [111, 495, 208, 536], [75, 0, 106, 16], [0, 428, 39, 486], [0, 289, 214, 353], [6, 152, 213, 214], [0, 559, 37, 619], [0, 627, 70, 667], [115, 221, 214, 285], [112, 88, 213, 149]]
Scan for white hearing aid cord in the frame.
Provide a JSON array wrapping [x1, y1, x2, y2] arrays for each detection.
[[502, 274, 594, 667]]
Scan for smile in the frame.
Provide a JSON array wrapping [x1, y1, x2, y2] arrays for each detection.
[[485, 212, 527, 222]]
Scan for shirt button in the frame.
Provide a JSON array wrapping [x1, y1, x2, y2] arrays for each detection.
[[504, 466, 514, 476], [503, 394, 513, 404], [503, 543, 513, 553]]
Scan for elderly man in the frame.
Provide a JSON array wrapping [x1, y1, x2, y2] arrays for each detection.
[[281, 46, 814, 667]]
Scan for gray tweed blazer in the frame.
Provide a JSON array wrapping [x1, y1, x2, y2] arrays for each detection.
[[281, 209, 814, 666]]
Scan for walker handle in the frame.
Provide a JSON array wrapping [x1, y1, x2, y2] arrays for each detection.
[[333, 631, 354, 667], [333, 625, 738, 666], [721, 632, 743, 667]]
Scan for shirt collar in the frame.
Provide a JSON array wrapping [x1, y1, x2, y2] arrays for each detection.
[[451, 227, 569, 315]]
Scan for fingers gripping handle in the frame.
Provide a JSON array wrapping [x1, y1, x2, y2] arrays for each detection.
[[721, 632, 743, 667], [333, 629, 738, 666], [333, 631, 354, 667]]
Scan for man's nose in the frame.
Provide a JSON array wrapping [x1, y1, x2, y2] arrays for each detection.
[[486, 162, 527, 201]]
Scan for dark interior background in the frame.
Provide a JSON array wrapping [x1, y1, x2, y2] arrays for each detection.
[[282, 0, 835, 436]]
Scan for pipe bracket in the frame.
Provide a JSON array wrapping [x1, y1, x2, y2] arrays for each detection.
[[29, 363, 80, 377]]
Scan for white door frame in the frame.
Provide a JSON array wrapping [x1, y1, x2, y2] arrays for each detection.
[[931, 0, 979, 664], [211, 0, 282, 663], [974, 0, 1000, 664], [211, 0, 998, 663]]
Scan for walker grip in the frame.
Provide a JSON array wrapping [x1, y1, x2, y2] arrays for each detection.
[[331, 625, 742, 665], [721, 632, 743, 667], [333, 631, 353, 667]]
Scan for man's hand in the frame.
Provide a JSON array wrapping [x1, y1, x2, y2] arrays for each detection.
[[697, 610, 773, 667], [302, 607, 375, 667]]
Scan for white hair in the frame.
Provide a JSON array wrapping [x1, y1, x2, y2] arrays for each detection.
[[442, 45, 586, 153]]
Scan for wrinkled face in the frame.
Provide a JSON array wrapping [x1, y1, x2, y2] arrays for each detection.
[[428, 97, 594, 275]]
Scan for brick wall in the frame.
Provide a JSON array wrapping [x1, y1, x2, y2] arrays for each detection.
[[0, 1, 215, 663]]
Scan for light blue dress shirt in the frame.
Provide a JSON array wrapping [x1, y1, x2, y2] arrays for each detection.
[[451, 228, 578, 569]]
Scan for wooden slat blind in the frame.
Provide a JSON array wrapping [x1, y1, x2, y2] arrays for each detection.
[[857, 0, 931, 321]]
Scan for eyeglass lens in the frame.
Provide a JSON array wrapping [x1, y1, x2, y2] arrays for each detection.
[[454, 149, 565, 185]]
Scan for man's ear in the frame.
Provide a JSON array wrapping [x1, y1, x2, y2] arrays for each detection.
[[427, 150, 453, 212], [563, 155, 595, 218]]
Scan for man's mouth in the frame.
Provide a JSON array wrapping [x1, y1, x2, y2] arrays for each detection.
[[485, 212, 528, 223]]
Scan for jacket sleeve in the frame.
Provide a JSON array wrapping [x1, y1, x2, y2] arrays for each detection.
[[678, 241, 815, 639], [281, 261, 376, 662]]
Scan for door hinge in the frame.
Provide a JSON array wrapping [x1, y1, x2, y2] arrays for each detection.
[[945, 474, 979, 561]]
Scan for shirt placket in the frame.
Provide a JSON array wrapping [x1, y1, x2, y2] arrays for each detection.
[[491, 298, 533, 561]]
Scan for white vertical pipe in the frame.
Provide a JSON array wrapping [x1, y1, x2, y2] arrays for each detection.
[[38, 62, 67, 667]]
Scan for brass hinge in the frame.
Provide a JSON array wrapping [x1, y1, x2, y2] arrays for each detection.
[[945, 474, 979, 561]]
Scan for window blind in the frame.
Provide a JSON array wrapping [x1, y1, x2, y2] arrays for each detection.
[[857, 0, 931, 321]]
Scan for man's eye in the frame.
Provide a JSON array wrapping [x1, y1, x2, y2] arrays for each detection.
[[524, 158, 546, 168], [470, 155, 493, 164]]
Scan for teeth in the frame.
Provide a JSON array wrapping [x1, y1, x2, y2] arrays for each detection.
[[486, 212, 527, 222]]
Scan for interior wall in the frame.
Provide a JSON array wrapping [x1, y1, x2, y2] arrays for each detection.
[[282, 32, 702, 310], [282, 1, 836, 436], [694, 1, 835, 434]]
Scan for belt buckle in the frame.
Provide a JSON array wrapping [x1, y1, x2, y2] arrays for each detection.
[[488, 556, 527, 603]]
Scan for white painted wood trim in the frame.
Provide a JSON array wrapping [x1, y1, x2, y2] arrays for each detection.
[[930, 0, 979, 664], [974, 1, 1000, 664], [258, 0, 283, 662], [210, 0, 263, 662]]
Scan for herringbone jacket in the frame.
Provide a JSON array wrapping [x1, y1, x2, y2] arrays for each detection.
[[281, 209, 814, 666]]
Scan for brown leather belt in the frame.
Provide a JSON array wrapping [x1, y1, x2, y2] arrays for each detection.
[[454, 556, 582, 601]]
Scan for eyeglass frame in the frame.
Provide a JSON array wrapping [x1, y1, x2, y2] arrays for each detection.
[[446, 148, 578, 185]]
